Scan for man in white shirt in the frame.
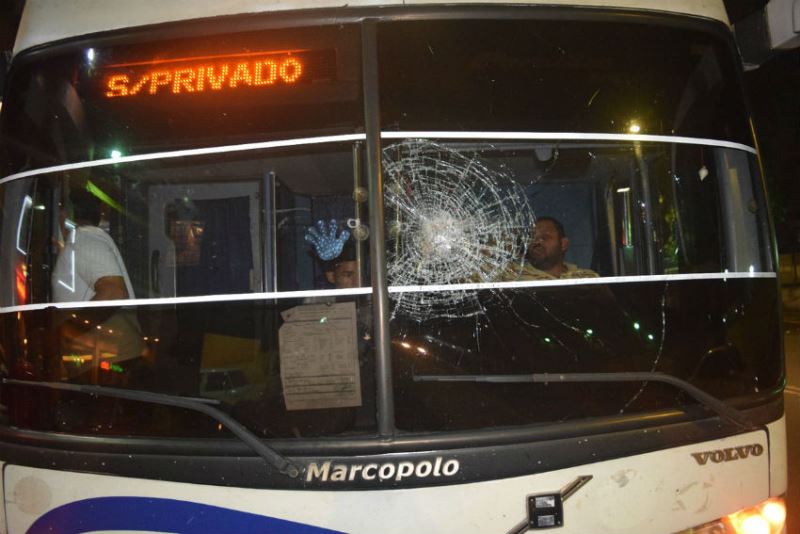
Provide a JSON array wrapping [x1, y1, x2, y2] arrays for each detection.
[[53, 189, 134, 303], [52, 187, 144, 380]]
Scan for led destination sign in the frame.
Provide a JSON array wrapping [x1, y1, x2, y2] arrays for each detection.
[[103, 49, 335, 99]]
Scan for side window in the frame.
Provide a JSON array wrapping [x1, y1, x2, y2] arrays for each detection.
[[1, 177, 60, 307], [715, 148, 765, 272], [669, 145, 724, 273]]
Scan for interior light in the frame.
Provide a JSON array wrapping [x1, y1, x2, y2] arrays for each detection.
[[647, 333, 655, 341], [633, 322, 641, 330], [100, 361, 124, 373], [585, 329, 593, 336], [56, 222, 77, 293], [416, 347, 427, 355], [110, 149, 122, 159], [15, 195, 33, 254], [628, 122, 641, 133], [616, 187, 631, 193], [86, 180, 124, 214], [400, 342, 411, 349], [87, 48, 96, 62]]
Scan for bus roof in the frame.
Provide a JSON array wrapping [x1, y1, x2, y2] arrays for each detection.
[[14, 0, 729, 57]]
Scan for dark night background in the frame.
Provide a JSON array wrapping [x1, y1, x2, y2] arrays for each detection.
[[727, 0, 800, 255]]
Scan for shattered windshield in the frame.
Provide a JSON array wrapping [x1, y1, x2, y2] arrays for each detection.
[[373, 18, 777, 432], [379, 139, 779, 431]]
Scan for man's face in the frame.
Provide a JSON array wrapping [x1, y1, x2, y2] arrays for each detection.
[[325, 260, 358, 289], [527, 220, 568, 270]]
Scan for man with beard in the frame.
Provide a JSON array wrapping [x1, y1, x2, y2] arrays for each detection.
[[519, 216, 598, 280]]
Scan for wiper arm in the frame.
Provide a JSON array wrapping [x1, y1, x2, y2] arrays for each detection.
[[2, 378, 302, 478], [413, 371, 755, 429]]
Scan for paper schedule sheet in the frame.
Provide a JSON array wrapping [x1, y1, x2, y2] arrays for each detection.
[[279, 302, 362, 411]]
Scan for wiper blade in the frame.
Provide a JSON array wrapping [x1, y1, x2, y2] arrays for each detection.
[[413, 371, 755, 429], [2, 378, 302, 478]]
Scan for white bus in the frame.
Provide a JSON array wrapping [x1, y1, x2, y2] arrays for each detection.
[[0, 1, 788, 532]]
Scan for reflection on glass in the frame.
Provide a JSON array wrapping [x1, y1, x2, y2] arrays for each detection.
[[378, 19, 751, 143], [2, 142, 370, 306]]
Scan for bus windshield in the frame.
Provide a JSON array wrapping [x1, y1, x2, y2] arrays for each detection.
[[0, 11, 780, 441]]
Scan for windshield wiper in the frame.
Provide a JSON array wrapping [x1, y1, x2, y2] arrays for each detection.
[[413, 371, 755, 429], [2, 378, 302, 478]]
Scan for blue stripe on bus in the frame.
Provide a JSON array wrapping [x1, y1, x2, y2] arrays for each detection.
[[26, 496, 345, 534]]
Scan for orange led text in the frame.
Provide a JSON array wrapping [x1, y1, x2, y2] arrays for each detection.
[[105, 55, 304, 98]]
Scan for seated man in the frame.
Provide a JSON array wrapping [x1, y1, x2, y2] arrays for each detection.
[[53, 186, 145, 384], [518, 216, 598, 280], [53, 187, 135, 302]]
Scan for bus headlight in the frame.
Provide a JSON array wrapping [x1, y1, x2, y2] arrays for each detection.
[[675, 497, 786, 534]]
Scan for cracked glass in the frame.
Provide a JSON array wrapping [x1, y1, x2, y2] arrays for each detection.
[[377, 17, 777, 432], [383, 139, 778, 431]]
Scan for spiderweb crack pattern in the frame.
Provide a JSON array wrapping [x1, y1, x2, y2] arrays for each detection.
[[383, 140, 534, 321]]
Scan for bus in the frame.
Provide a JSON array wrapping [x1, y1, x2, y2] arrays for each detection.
[[0, 1, 788, 532]]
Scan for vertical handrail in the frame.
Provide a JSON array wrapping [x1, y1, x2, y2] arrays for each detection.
[[361, 20, 395, 436]]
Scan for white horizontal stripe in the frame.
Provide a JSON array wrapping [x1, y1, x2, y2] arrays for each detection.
[[387, 272, 775, 294], [0, 133, 367, 186], [0, 131, 756, 186], [0, 287, 373, 314], [0, 272, 776, 314], [381, 131, 758, 154]]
